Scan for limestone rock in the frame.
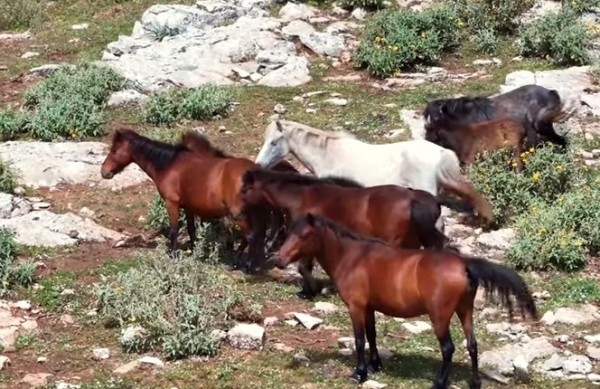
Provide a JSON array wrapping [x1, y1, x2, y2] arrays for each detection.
[[227, 323, 265, 350]]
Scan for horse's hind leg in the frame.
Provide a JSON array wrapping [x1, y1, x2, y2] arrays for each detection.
[[184, 209, 197, 250], [297, 257, 319, 300], [429, 309, 456, 389], [456, 296, 481, 389]]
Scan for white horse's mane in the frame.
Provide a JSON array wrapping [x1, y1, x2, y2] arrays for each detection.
[[276, 120, 357, 143]]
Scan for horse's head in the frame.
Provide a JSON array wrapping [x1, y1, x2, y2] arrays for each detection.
[[240, 168, 270, 206], [423, 100, 452, 132], [255, 120, 290, 168], [101, 129, 134, 179], [277, 213, 321, 269]]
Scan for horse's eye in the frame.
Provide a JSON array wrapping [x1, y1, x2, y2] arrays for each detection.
[[270, 140, 277, 146]]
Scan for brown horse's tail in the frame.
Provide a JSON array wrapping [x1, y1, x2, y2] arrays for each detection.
[[463, 256, 538, 320], [436, 149, 493, 222]]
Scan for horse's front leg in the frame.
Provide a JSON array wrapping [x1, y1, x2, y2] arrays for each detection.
[[165, 200, 181, 258], [349, 305, 369, 383], [524, 121, 539, 149], [297, 257, 319, 300], [184, 208, 197, 251]]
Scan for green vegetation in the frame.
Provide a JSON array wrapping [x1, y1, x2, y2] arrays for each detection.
[[0, 0, 44, 31], [0, 228, 36, 295]]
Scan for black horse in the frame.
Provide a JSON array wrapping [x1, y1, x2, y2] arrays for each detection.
[[423, 84, 570, 149]]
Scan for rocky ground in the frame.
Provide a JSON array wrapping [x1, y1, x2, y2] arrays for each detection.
[[0, 0, 599, 388]]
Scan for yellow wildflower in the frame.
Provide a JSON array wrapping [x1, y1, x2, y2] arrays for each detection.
[[532, 171, 541, 182]]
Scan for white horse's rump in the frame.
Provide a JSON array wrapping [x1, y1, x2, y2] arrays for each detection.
[[255, 120, 493, 223]]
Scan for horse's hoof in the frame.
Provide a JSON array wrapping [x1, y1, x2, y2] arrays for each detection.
[[369, 360, 382, 373], [468, 380, 482, 389], [296, 290, 316, 300], [349, 369, 367, 384]]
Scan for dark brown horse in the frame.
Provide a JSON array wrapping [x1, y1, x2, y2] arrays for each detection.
[[277, 213, 538, 388], [240, 168, 448, 299], [425, 113, 527, 169], [100, 128, 268, 273], [180, 129, 298, 251]]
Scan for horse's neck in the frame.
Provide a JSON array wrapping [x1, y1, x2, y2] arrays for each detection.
[[316, 229, 351, 280], [130, 150, 162, 181], [265, 183, 303, 215], [287, 133, 342, 175]]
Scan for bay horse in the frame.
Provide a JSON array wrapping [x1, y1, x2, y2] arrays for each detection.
[[240, 168, 448, 299], [254, 120, 493, 222], [100, 128, 268, 273], [180, 129, 299, 252], [424, 111, 527, 170], [276, 213, 538, 388], [423, 84, 572, 149]]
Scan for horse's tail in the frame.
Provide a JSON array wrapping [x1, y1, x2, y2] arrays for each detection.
[[436, 149, 494, 222], [462, 256, 538, 320], [410, 198, 448, 249]]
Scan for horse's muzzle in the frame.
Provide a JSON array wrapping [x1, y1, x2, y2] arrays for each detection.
[[101, 170, 114, 179]]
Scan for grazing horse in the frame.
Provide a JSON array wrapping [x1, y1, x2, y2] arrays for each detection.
[[179, 129, 298, 252], [423, 84, 572, 149], [240, 168, 447, 299], [276, 213, 538, 388], [424, 112, 527, 169], [100, 128, 268, 273], [254, 120, 493, 222]]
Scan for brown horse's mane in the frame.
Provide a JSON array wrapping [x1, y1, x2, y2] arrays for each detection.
[[180, 130, 229, 158], [245, 168, 363, 188], [294, 214, 389, 246], [115, 128, 188, 170]]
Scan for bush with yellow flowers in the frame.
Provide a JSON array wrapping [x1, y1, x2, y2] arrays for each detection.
[[467, 145, 582, 225], [517, 8, 591, 66], [352, 5, 460, 77]]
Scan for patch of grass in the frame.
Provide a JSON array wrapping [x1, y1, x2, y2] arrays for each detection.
[[94, 236, 256, 359], [544, 275, 600, 309], [0, 228, 36, 295], [517, 8, 591, 66], [353, 5, 460, 77], [141, 85, 235, 126], [20, 63, 124, 141], [0, 159, 19, 194], [27, 271, 78, 312], [15, 333, 38, 351], [0, 0, 44, 31], [563, 0, 600, 14]]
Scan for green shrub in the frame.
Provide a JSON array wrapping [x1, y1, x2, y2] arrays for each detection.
[[450, 0, 535, 35], [94, 238, 253, 359], [340, 0, 383, 9], [0, 109, 28, 141], [517, 9, 591, 65], [473, 29, 499, 54], [0, 0, 44, 31], [563, 0, 600, 14], [144, 194, 185, 231], [548, 275, 600, 307], [22, 64, 124, 141], [468, 146, 583, 225], [141, 85, 234, 126], [0, 159, 18, 194], [0, 228, 36, 295], [352, 6, 460, 77]]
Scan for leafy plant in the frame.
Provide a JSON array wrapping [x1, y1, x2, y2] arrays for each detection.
[[0, 159, 18, 194], [340, 0, 384, 10], [517, 8, 591, 65], [562, 0, 600, 14], [0, 0, 44, 31], [0, 109, 29, 141], [449, 0, 536, 36], [353, 5, 460, 77], [473, 28, 499, 54], [0, 228, 36, 295]]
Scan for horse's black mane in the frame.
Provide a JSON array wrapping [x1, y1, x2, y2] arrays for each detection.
[[425, 96, 495, 124], [246, 168, 363, 188], [116, 129, 188, 170], [293, 214, 389, 246]]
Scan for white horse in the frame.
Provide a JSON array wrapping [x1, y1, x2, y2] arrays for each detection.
[[254, 120, 493, 222]]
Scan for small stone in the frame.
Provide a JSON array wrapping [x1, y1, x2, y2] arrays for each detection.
[[292, 312, 323, 330], [402, 321, 432, 334], [557, 335, 570, 343], [338, 348, 353, 357], [512, 355, 529, 382], [92, 348, 110, 361], [540, 311, 555, 325], [79, 207, 95, 218], [21, 373, 53, 387], [312, 301, 338, 315], [210, 329, 227, 342], [543, 353, 564, 371], [0, 356, 9, 370], [263, 316, 278, 326], [580, 150, 594, 159], [56, 383, 81, 389], [113, 360, 140, 374], [587, 345, 600, 360], [351, 8, 367, 20], [72, 23, 89, 30], [562, 355, 593, 375], [274, 103, 286, 114], [12, 300, 31, 310], [21, 320, 38, 331], [362, 380, 387, 389], [60, 314, 75, 325], [232, 67, 250, 79], [60, 288, 75, 296], [285, 319, 298, 327], [585, 334, 600, 344], [139, 356, 164, 368], [227, 323, 265, 350], [21, 52, 40, 59], [325, 98, 348, 106], [293, 351, 310, 365], [338, 337, 354, 349], [589, 373, 600, 382], [68, 230, 79, 239], [249, 73, 263, 82], [272, 342, 293, 353], [37, 356, 47, 363]]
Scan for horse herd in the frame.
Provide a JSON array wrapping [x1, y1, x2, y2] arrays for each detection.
[[99, 84, 576, 388]]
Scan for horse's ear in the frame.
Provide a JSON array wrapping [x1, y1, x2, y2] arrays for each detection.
[[306, 213, 315, 226], [440, 104, 449, 115], [113, 129, 125, 142], [275, 120, 283, 133]]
